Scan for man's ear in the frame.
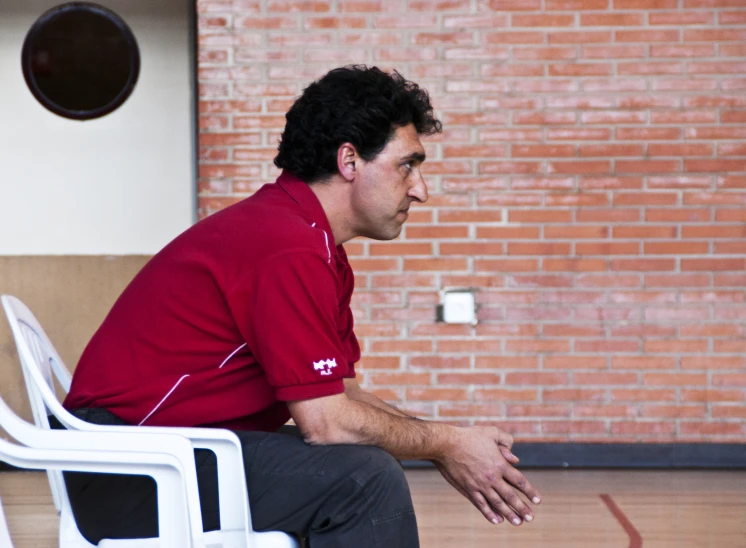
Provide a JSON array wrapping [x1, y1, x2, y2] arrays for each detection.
[[337, 143, 357, 182]]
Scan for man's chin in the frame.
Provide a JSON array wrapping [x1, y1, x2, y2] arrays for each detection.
[[364, 226, 403, 241]]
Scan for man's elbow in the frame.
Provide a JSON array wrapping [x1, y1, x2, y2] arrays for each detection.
[[298, 421, 354, 446]]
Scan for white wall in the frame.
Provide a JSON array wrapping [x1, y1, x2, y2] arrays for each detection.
[[0, 0, 195, 255]]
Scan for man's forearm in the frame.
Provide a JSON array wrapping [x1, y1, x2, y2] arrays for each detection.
[[289, 393, 456, 460], [345, 384, 418, 419]]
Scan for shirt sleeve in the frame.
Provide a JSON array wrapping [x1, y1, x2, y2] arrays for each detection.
[[231, 250, 351, 401]]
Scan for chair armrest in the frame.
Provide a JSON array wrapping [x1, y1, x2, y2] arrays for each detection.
[[51, 416, 250, 533], [0, 438, 195, 548]]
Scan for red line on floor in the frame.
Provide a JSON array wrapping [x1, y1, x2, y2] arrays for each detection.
[[600, 494, 643, 548]]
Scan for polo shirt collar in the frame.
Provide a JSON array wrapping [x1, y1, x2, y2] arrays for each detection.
[[276, 170, 339, 255]]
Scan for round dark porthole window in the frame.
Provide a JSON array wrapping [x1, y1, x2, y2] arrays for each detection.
[[21, 2, 140, 120]]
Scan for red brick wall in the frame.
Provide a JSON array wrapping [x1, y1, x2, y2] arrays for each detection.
[[196, 0, 746, 442]]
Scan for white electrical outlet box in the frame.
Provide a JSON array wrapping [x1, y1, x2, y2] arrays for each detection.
[[442, 290, 476, 325]]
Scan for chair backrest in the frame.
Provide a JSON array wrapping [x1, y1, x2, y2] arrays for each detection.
[[1, 294, 73, 513]]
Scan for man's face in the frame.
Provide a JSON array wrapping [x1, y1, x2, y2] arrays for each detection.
[[350, 124, 428, 241]]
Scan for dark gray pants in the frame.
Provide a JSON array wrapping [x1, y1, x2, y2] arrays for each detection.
[[51, 409, 419, 548]]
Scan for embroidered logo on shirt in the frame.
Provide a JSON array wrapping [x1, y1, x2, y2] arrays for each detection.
[[313, 358, 337, 376]]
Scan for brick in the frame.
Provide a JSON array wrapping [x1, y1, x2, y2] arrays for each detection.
[[505, 372, 570, 385], [358, 356, 402, 369], [406, 388, 469, 401], [582, 45, 647, 60], [575, 372, 638, 385], [611, 422, 676, 436], [476, 226, 541, 239], [682, 357, 745, 370], [368, 372, 431, 385], [443, 145, 508, 158], [404, 258, 468, 271], [649, 144, 714, 157], [548, 31, 612, 44], [543, 324, 605, 336], [683, 191, 746, 206], [409, 356, 470, 369], [713, 374, 746, 387], [645, 307, 710, 322], [513, 111, 577, 125], [546, 226, 609, 239], [683, 259, 745, 271], [443, 15, 508, 28], [504, 340, 570, 354], [511, 177, 575, 190], [642, 405, 707, 419], [679, 422, 744, 436], [473, 389, 538, 401], [479, 162, 543, 176], [543, 421, 608, 435], [618, 62, 683, 75], [508, 405, 571, 418], [711, 407, 746, 419], [549, 128, 614, 141], [508, 243, 572, 256], [616, 29, 680, 42], [576, 274, 641, 288], [547, 161, 611, 174], [654, 79, 718, 92], [715, 209, 746, 222], [682, 389, 745, 403], [613, 226, 677, 239], [612, 259, 676, 271], [549, 64, 613, 77], [615, 192, 677, 206], [646, 208, 710, 222], [684, 95, 746, 108], [577, 209, 641, 223], [650, 11, 714, 25], [509, 210, 573, 223], [615, 0, 677, 6], [612, 389, 676, 402], [684, 29, 746, 42], [544, 259, 608, 272], [645, 242, 709, 255], [617, 160, 681, 174], [651, 111, 717, 125], [405, 226, 469, 239], [644, 373, 707, 386], [438, 340, 503, 353], [644, 340, 710, 353], [645, 274, 710, 287], [576, 242, 640, 255], [440, 243, 505, 256], [369, 242, 433, 256], [545, 357, 607, 370]]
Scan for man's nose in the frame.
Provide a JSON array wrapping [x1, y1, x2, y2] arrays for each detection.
[[409, 170, 428, 203]]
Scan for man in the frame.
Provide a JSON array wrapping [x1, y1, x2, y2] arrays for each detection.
[[63, 65, 541, 547]]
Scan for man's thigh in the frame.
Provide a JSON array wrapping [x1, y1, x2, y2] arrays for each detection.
[[235, 426, 417, 542]]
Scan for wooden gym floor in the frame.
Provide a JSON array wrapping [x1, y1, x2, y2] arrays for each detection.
[[2, 468, 746, 547]]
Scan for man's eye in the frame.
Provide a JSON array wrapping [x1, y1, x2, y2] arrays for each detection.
[[402, 162, 413, 171]]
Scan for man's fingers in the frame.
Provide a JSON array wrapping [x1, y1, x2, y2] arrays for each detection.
[[471, 491, 504, 525], [493, 482, 535, 523], [504, 466, 542, 505], [483, 489, 524, 526], [500, 445, 519, 464], [497, 432, 514, 450]]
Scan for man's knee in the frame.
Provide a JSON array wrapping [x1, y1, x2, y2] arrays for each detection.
[[343, 446, 413, 512]]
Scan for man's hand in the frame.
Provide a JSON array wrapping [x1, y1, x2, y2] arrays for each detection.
[[434, 426, 541, 526]]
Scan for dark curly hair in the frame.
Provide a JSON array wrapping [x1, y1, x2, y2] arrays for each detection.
[[274, 65, 442, 183]]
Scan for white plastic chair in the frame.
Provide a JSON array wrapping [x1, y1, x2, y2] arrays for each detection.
[[0, 394, 194, 548], [1, 294, 299, 548], [0, 495, 14, 548]]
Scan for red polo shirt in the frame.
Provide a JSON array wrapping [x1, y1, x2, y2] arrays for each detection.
[[64, 171, 360, 432]]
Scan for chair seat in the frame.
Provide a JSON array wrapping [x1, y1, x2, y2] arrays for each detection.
[[98, 528, 298, 548]]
